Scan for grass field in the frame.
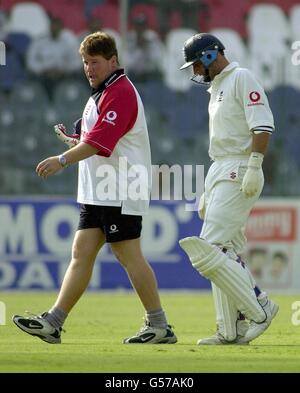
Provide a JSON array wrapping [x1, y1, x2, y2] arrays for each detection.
[[0, 292, 300, 373]]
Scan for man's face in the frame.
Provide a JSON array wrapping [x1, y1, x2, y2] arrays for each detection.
[[193, 61, 205, 77], [82, 53, 116, 88], [192, 55, 220, 82], [192, 61, 212, 83]]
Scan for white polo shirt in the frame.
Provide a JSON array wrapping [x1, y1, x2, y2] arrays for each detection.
[[77, 69, 152, 215], [207, 62, 274, 160]]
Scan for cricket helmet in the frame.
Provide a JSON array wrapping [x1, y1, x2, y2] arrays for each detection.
[[180, 33, 225, 70]]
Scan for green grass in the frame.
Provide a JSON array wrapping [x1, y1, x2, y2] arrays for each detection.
[[0, 292, 300, 373]]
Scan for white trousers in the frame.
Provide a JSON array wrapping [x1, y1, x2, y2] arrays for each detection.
[[200, 158, 263, 339], [200, 158, 263, 252]]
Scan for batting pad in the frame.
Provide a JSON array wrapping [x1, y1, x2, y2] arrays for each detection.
[[212, 284, 239, 342], [179, 237, 266, 322]]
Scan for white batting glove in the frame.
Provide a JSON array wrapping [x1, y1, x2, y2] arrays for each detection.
[[54, 124, 80, 148], [240, 152, 264, 198]]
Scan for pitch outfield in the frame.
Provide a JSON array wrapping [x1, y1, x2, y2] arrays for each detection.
[[0, 292, 299, 373]]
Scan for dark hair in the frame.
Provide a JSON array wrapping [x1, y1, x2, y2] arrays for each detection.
[[79, 31, 119, 63]]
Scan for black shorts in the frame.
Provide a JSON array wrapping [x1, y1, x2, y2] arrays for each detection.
[[78, 204, 142, 243]]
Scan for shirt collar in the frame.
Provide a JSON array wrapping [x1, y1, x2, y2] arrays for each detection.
[[92, 68, 125, 94], [207, 62, 239, 92], [213, 62, 239, 82]]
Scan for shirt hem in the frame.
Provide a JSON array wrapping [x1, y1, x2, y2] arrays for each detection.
[[77, 198, 149, 215]]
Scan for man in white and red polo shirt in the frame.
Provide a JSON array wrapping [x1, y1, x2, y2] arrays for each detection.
[[13, 32, 177, 345]]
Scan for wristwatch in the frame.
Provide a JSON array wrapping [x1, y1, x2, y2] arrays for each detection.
[[58, 154, 68, 168]]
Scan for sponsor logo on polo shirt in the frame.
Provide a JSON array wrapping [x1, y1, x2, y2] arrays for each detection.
[[247, 91, 264, 106], [103, 111, 117, 125]]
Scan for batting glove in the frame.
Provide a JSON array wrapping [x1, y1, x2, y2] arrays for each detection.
[[54, 124, 80, 148], [240, 152, 264, 198]]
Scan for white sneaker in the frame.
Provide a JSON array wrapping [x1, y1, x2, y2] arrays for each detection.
[[197, 320, 249, 345], [239, 297, 279, 343], [13, 312, 62, 344], [123, 321, 177, 344]]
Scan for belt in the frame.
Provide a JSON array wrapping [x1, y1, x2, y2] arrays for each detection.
[[213, 155, 249, 161]]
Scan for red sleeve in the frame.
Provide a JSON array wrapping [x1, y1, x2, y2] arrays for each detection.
[[82, 79, 138, 157]]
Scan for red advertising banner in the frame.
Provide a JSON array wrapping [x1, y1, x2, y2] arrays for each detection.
[[245, 201, 300, 291], [246, 207, 297, 242]]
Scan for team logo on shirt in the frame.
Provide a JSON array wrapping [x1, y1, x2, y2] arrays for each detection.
[[103, 111, 117, 125], [247, 91, 264, 107], [217, 91, 224, 102]]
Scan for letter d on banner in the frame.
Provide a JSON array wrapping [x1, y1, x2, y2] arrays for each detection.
[[0, 41, 6, 65], [0, 301, 6, 325]]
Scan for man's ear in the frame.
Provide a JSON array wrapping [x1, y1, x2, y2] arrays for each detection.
[[110, 54, 119, 67]]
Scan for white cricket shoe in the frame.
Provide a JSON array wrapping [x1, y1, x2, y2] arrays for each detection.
[[197, 320, 249, 345], [239, 296, 279, 343], [13, 312, 62, 344], [123, 321, 177, 344]]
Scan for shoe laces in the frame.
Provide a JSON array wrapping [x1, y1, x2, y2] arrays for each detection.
[[137, 319, 174, 335], [24, 311, 66, 332], [214, 325, 228, 341], [137, 319, 151, 335], [25, 310, 47, 319]]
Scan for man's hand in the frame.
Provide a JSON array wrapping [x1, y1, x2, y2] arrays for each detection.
[[240, 152, 264, 198], [36, 156, 62, 178], [54, 124, 80, 148]]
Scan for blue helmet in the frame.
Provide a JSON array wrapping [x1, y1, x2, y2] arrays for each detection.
[[180, 33, 225, 70]]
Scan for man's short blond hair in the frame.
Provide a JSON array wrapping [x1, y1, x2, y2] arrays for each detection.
[[79, 31, 119, 63]]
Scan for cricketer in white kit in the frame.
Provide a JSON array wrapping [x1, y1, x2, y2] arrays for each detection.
[[179, 33, 279, 345]]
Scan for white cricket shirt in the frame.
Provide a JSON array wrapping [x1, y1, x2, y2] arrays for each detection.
[[207, 62, 274, 160]]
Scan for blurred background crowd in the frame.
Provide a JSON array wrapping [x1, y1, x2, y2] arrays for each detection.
[[0, 0, 300, 197]]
